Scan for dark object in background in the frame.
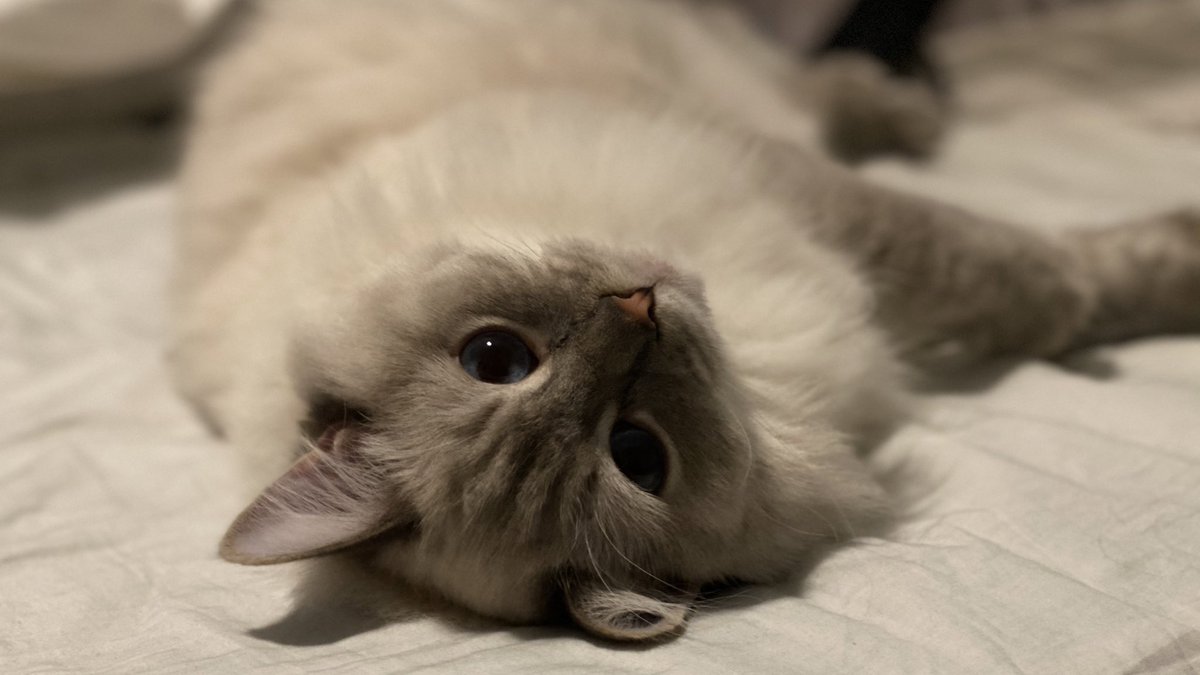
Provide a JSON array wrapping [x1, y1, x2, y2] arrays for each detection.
[[817, 0, 947, 85], [809, 0, 952, 163]]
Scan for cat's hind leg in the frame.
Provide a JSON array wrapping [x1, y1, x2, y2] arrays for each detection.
[[786, 161, 1200, 367]]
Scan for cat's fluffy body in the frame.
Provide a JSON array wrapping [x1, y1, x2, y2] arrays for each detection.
[[174, 0, 1200, 641]]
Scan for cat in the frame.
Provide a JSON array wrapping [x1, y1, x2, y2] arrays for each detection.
[[171, 0, 1200, 642]]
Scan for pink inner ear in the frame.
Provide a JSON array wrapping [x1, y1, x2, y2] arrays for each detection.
[[219, 424, 401, 565], [273, 424, 367, 508], [316, 421, 351, 456], [225, 502, 387, 563]]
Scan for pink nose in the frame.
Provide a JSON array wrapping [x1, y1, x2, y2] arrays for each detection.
[[612, 288, 656, 328]]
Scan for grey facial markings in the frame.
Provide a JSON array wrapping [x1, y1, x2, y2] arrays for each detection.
[[463, 397, 503, 437], [617, 339, 656, 412], [533, 448, 578, 538], [444, 397, 504, 513], [511, 425, 576, 541], [550, 298, 604, 352]]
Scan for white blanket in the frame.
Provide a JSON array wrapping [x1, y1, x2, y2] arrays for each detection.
[[3, 1, 1199, 672]]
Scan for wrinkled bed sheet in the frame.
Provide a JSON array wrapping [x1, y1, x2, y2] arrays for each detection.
[[3, 2, 1200, 672]]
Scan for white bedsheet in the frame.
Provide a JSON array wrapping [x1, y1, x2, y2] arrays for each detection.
[[3, 1, 1200, 672]]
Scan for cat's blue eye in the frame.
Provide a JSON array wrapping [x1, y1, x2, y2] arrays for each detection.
[[460, 330, 537, 384], [609, 421, 666, 494]]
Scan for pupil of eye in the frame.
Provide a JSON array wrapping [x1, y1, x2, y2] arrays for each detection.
[[460, 330, 537, 384], [609, 422, 666, 494]]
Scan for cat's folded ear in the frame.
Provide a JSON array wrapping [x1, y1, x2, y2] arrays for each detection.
[[220, 422, 409, 565], [563, 574, 697, 642]]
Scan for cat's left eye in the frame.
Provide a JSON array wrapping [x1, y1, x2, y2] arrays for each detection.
[[460, 330, 538, 384]]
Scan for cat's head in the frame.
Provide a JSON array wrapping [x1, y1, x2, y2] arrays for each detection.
[[219, 238, 886, 641]]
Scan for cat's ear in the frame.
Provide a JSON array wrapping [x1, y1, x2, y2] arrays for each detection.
[[564, 576, 697, 642], [220, 423, 407, 565]]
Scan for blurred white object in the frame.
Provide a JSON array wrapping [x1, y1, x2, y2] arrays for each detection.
[[0, 0, 233, 93]]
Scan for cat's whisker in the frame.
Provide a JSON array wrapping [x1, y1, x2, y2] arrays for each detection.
[[824, 490, 856, 542], [582, 529, 616, 596], [753, 493, 839, 541], [596, 519, 692, 597]]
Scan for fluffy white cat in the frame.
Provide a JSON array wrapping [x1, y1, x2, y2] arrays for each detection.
[[172, 0, 1200, 641]]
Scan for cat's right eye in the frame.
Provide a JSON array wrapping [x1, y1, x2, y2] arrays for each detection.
[[609, 421, 667, 494], [459, 330, 538, 384]]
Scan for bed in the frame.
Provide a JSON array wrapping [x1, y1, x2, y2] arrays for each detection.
[[3, 1, 1199, 671]]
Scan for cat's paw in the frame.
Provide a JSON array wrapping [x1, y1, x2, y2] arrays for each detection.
[[888, 247, 1097, 370], [1072, 208, 1200, 345], [809, 53, 949, 164], [1148, 207, 1200, 246]]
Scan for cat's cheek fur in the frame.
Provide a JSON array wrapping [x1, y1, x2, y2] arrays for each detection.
[[369, 541, 556, 624]]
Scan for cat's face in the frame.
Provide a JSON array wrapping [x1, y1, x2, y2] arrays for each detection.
[[220, 238, 884, 641]]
